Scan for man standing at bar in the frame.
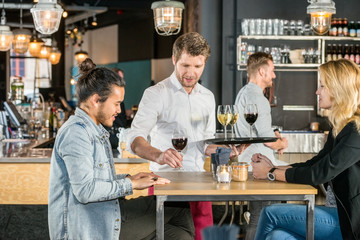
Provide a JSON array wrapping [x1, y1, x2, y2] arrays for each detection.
[[128, 32, 245, 239], [234, 52, 288, 240]]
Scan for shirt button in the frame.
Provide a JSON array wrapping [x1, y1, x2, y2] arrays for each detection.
[[115, 228, 119, 231], [116, 218, 120, 222], [99, 163, 103, 167]]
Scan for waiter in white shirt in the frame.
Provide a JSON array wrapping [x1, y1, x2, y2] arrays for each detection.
[[127, 32, 246, 240]]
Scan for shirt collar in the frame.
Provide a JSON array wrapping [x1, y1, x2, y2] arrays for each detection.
[[75, 107, 110, 142], [170, 72, 201, 94]]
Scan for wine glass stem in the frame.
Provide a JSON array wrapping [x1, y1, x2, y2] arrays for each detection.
[[231, 125, 234, 140], [250, 125, 252, 139], [224, 125, 227, 140]]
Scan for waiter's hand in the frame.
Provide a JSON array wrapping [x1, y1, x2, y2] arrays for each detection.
[[229, 144, 250, 158], [156, 148, 183, 168]]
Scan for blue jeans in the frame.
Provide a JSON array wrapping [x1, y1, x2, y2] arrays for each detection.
[[254, 204, 342, 240]]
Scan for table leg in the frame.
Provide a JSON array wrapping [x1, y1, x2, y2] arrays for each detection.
[[156, 195, 167, 240], [305, 194, 315, 240]]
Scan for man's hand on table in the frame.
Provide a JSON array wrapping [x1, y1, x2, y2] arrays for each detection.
[[156, 148, 183, 169], [128, 172, 170, 190]]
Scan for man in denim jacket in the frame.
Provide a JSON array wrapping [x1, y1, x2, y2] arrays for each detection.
[[48, 58, 194, 240]]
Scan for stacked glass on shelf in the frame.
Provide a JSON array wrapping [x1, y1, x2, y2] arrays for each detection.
[[241, 18, 313, 36], [329, 18, 360, 37], [239, 42, 320, 65], [326, 43, 360, 64]]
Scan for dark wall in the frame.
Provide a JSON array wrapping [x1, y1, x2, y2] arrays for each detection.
[[222, 0, 360, 130], [117, 16, 180, 61]]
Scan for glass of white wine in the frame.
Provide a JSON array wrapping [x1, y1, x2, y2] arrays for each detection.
[[217, 105, 231, 140], [229, 105, 239, 140]]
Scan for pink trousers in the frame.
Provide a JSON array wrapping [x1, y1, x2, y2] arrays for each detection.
[[148, 186, 213, 240]]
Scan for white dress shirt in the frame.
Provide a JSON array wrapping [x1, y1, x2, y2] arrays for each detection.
[[127, 72, 216, 172], [234, 82, 287, 170]]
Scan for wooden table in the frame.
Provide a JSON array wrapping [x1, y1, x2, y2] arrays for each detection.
[[154, 172, 317, 240]]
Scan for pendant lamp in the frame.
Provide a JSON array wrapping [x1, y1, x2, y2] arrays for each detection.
[[307, 0, 336, 35], [31, 0, 63, 35], [13, 1, 31, 54], [151, 0, 184, 36], [0, 1, 13, 51]]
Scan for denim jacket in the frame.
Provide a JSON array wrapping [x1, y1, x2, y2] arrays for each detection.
[[48, 108, 133, 240]]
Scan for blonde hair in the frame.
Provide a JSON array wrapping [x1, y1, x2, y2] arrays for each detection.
[[319, 59, 360, 136]]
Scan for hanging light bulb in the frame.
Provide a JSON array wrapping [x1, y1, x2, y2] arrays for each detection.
[[28, 31, 44, 57], [62, 10, 68, 18], [75, 49, 88, 64], [39, 44, 51, 58], [151, 0, 184, 36], [0, 2, 13, 51], [91, 14, 97, 27], [307, 0, 336, 35], [13, 1, 32, 54], [49, 46, 61, 64], [30, 0, 63, 35], [48, 39, 61, 64]]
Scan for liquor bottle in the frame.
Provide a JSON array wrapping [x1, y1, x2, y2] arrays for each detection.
[[349, 21, 356, 37], [330, 18, 337, 36], [332, 44, 338, 60], [343, 44, 350, 59], [343, 18, 349, 37], [52, 107, 58, 133], [357, 21, 360, 37], [326, 44, 332, 62], [337, 44, 343, 59], [350, 44, 355, 62], [337, 18, 343, 37], [355, 44, 360, 64]]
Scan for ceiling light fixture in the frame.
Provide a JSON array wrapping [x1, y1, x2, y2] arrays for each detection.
[[28, 32, 44, 57], [39, 44, 51, 58], [30, 0, 63, 35], [13, 0, 32, 54], [48, 40, 61, 65], [91, 14, 97, 27], [307, 0, 336, 35], [75, 43, 88, 64], [0, 0, 13, 51], [151, 0, 184, 36]]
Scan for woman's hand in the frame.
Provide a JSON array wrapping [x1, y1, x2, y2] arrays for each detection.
[[251, 154, 273, 179]]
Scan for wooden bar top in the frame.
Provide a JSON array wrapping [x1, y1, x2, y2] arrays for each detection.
[[154, 172, 318, 196]]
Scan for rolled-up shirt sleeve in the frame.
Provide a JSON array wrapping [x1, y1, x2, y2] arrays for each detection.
[[126, 87, 163, 154]]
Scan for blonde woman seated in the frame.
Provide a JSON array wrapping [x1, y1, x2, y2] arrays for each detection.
[[251, 59, 360, 240]]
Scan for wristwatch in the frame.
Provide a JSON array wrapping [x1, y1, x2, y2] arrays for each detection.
[[267, 168, 277, 181]]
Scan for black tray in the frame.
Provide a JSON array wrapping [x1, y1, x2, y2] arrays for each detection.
[[205, 137, 278, 145]]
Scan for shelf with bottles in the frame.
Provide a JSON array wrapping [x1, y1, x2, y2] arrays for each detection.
[[237, 35, 360, 71]]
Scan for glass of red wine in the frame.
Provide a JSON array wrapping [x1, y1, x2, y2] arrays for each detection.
[[244, 103, 258, 139], [171, 129, 188, 170]]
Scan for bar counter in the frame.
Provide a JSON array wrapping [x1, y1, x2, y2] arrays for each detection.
[[0, 138, 149, 204]]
